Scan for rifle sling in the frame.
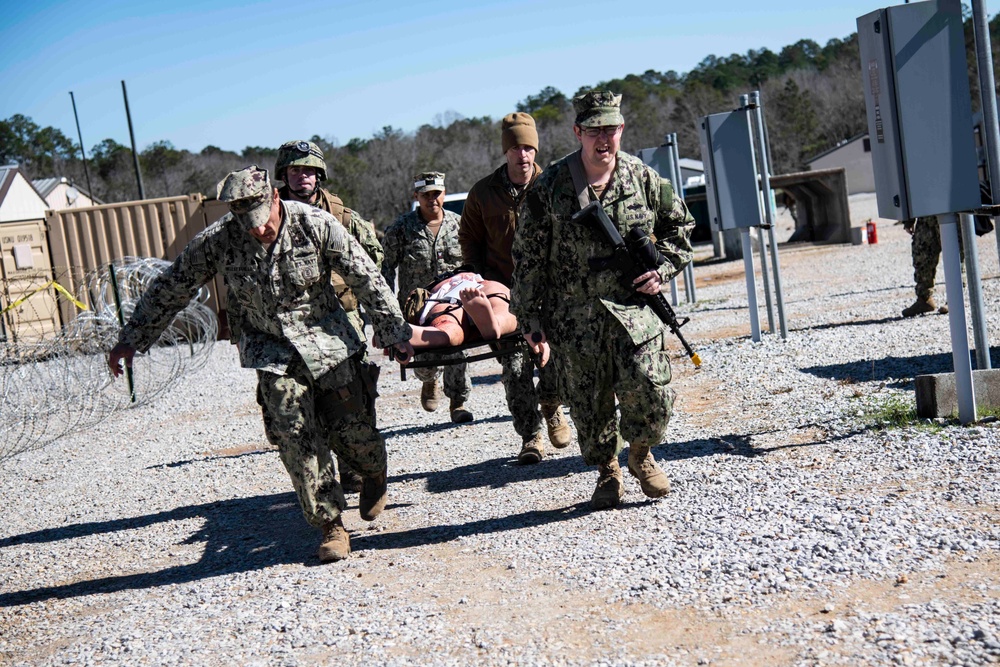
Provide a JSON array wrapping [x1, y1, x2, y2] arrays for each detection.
[[567, 150, 595, 211]]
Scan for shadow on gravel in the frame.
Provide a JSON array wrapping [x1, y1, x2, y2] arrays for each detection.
[[389, 429, 842, 497], [791, 315, 902, 332], [801, 347, 1000, 385], [0, 492, 315, 607], [353, 501, 593, 552], [392, 451, 593, 493], [382, 413, 513, 438], [471, 373, 502, 386], [662, 436, 762, 459]]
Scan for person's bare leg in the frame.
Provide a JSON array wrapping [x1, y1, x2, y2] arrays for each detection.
[[487, 302, 519, 336], [408, 324, 454, 349], [460, 287, 502, 339], [409, 317, 465, 349]]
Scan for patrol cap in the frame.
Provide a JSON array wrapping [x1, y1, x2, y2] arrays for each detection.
[[216, 166, 274, 230], [413, 171, 446, 193], [573, 90, 624, 128]]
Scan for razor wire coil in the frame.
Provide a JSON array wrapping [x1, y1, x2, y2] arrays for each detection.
[[1, 257, 218, 466]]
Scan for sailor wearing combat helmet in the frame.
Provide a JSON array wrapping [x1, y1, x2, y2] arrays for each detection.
[[269, 139, 384, 493]]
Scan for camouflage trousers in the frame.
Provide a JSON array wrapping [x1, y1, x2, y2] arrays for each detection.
[[413, 351, 472, 403], [257, 355, 385, 528], [500, 348, 560, 439], [911, 216, 963, 301], [554, 319, 674, 467]]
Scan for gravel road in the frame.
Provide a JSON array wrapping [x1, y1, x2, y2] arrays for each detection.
[[1, 201, 998, 666]]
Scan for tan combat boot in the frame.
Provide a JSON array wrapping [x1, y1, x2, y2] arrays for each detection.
[[450, 398, 474, 424], [902, 298, 937, 318], [627, 446, 671, 498], [540, 403, 571, 449], [591, 458, 624, 510], [359, 468, 388, 521], [317, 517, 350, 562], [420, 380, 442, 412], [517, 432, 545, 464], [337, 455, 363, 494]]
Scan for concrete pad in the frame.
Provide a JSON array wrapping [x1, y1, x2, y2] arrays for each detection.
[[914, 369, 1000, 418]]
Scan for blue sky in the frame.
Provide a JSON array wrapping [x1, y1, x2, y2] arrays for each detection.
[[2, 0, 996, 154]]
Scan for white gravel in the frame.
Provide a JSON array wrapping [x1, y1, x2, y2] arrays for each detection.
[[2, 199, 999, 666]]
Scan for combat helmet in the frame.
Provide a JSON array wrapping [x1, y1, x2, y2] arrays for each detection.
[[275, 140, 327, 182]]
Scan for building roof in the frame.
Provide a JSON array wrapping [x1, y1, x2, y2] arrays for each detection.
[[31, 176, 99, 203], [805, 132, 868, 164], [31, 177, 64, 198], [678, 158, 704, 172], [0, 165, 16, 188], [0, 165, 50, 222]]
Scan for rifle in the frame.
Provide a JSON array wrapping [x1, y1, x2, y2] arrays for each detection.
[[571, 200, 701, 367]]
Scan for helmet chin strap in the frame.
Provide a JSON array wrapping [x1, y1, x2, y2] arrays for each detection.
[[290, 184, 317, 201]]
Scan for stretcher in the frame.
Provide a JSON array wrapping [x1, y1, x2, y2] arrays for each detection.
[[389, 332, 528, 380]]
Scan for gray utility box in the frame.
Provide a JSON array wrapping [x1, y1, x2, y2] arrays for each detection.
[[636, 146, 675, 184], [857, 0, 980, 220], [698, 110, 763, 231]]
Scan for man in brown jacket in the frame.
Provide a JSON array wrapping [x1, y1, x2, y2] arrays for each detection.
[[459, 112, 571, 464]]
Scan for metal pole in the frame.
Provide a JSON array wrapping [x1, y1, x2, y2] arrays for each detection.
[[740, 94, 775, 333], [741, 228, 761, 343], [69, 92, 94, 202], [749, 90, 788, 339], [970, 0, 1000, 263], [121, 80, 145, 200], [960, 213, 990, 370], [665, 132, 696, 304], [755, 226, 775, 333], [938, 213, 977, 424], [109, 263, 136, 403], [670, 134, 697, 303]]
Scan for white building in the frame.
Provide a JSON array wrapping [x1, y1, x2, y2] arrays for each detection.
[[32, 176, 100, 210], [0, 166, 49, 224], [805, 133, 875, 195]]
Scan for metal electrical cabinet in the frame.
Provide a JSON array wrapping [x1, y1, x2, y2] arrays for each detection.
[[857, 0, 980, 220], [636, 147, 675, 183], [698, 110, 763, 231]]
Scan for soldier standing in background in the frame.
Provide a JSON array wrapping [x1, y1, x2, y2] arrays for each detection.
[[273, 140, 384, 492], [109, 166, 415, 562], [901, 216, 951, 317], [511, 92, 694, 510], [459, 112, 571, 464], [382, 171, 474, 423]]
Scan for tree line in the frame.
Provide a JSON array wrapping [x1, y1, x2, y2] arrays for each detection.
[[2, 15, 998, 231]]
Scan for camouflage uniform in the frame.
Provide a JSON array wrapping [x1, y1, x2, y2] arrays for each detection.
[[511, 150, 694, 466], [119, 176, 410, 529], [382, 206, 471, 404], [908, 215, 968, 302], [280, 185, 383, 338]]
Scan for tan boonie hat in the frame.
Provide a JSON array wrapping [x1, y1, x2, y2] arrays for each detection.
[[413, 171, 446, 193], [573, 91, 624, 128], [217, 166, 273, 230]]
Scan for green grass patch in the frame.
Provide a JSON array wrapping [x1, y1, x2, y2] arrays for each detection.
[[862, 393, 918, 430]]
